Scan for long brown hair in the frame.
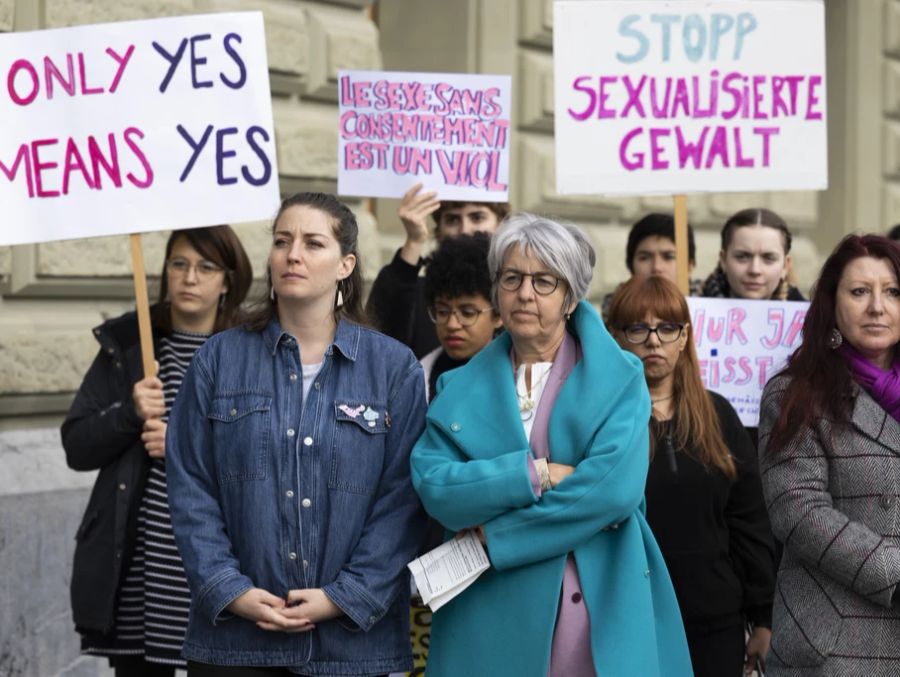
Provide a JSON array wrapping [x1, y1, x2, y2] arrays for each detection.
[[245, 192, 367, 332], [153, 225, 253, 334], [607, 276, 736, 479], [767, 234, 900, 453]]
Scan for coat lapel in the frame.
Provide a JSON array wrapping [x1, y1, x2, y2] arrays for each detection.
[[850, 388, 900, 454]]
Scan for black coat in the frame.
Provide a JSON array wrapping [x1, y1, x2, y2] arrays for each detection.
[[366, 249, 439, 359], [61, 310, 165, 634], [645, 391, 775, 630]]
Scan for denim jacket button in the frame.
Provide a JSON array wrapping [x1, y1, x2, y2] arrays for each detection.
[[289, 373, 298, 382], [302, 498, 312, 508], [287, 428, 295, 437], [230, 408, 238, 416], [286, 490, 294, 498], [303, 436, 313, 446], [288, 552, 297, 560]]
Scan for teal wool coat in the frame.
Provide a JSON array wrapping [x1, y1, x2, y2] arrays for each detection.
[[411, 301, 693, 677]]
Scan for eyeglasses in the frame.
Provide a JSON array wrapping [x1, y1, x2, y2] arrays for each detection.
[[496, 269, 561, 296], [621, 322, 686, 344], [427, 304, 494, 327], [166, 257, 224, 279]]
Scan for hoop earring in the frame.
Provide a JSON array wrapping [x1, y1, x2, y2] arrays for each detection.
[[828, 328, 843, 350]]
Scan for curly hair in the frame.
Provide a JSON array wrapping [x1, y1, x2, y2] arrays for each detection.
[[424, 232, 493, 306]]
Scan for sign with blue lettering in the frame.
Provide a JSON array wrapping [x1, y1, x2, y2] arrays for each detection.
[[0, 12, 279, 245], [554, 1, 826, 196]]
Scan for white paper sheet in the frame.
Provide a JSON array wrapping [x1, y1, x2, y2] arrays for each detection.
[[407, 530, 490, 612]]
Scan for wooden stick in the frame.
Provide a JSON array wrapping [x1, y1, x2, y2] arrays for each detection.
[[129, 233, 157, 378], [673, 194, 689, 295]]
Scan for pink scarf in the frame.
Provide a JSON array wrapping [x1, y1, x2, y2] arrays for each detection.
[[840, 343, 900, 422]]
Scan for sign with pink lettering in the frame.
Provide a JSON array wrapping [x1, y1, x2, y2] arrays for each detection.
[[554, 1, 826, 196], [337, 69, 511, 201], [687, 297, 810, 426], [0, 13, 278, 246]]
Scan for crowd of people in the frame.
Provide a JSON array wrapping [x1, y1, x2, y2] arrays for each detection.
[[62, 189, 900, 677]]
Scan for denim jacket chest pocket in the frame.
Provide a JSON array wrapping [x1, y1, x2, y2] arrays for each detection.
[[207, 392, 272, 483], [330, 400, 388, 495]]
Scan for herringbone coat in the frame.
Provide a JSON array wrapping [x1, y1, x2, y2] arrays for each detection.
[[759, 375, 900, 676]]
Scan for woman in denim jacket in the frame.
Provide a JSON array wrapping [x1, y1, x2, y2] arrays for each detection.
[[167, 193, 428, 677]]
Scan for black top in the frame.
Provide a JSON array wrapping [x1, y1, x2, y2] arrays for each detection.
[[645, 391, 775, 629], [366, 248, 439, 358]]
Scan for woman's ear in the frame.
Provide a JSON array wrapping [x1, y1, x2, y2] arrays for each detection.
[[337, 253, 357, 281]]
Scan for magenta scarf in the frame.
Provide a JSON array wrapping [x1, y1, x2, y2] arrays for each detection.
[[840, 343, 900, 422]]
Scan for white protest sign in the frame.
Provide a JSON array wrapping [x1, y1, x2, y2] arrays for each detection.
[[687, 297, 809, 427], [554, 1, 827, 196], [337, 69, 511, 201], [0, 12, 279, 246]]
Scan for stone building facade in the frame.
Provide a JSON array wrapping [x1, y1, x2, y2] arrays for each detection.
[[0, 0, 894, 675]]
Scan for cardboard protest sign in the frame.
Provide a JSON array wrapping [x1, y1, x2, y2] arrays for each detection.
[[0, 12, 279, 246], [337, 69, 511, 201], [554, 1, 827, 196], [687, 297, 809, 426]]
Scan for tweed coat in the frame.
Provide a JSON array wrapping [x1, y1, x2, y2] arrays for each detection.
[[758, 375, 900, 676], [411, 301, 693, 677]]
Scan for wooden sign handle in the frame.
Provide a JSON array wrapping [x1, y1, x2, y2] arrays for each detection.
[[129, 233, 157, 378], [673, 194, 689, 296]]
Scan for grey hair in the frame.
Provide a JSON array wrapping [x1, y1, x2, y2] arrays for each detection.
[[488, 212, 596, 309]]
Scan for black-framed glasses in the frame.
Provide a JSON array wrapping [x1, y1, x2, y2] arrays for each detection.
[[427, 304, 494, 327], [496, 269, 561, 296], [166, 257, 224, 279], [621, 322, 686, 344]]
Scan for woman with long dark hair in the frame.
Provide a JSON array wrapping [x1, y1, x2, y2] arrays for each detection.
[[608, 276, 775, 677], [759, 234, 900, 675], [167, 193, 427, 677], [63, 226, 253, 676]]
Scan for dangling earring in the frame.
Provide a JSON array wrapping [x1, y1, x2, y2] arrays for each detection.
[[336, 285, 345, 308], [219, 293, 226, 308], [828, 328, 843, 350], [269, 286, 275, 301]]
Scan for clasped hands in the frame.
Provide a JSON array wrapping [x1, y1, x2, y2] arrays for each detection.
[[226, 587, 342, 633]]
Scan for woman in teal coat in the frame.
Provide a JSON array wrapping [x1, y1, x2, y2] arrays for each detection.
[[410, 213, 692, 677]]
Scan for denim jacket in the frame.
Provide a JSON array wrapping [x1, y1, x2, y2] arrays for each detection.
[[166, 318, 427, 675]]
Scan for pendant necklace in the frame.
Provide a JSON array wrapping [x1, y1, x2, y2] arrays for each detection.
[[516, 363, 552, 421]]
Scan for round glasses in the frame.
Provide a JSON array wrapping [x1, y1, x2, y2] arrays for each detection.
[[621, 322, 686, 344], [166, 257, 224, 279], [427, 304, 494, 327], [496, 269, 561, 296]]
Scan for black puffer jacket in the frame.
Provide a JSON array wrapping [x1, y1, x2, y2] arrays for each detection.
[[61, 310, 165, 634]]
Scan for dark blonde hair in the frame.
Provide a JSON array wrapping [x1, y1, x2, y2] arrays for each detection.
[[607, 276, 736, 479]]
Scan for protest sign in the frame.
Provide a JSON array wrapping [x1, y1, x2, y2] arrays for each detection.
[[337, 69, 511, 201], [0, 12, 279, 246], [687, 297, 809, 426], [554, 1, 827, 196]]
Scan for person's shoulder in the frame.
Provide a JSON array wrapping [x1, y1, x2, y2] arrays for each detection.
[[355, 324, 420, 367]]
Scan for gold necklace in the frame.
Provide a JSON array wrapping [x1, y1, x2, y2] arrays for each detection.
[[516, 363, 553, 421]]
